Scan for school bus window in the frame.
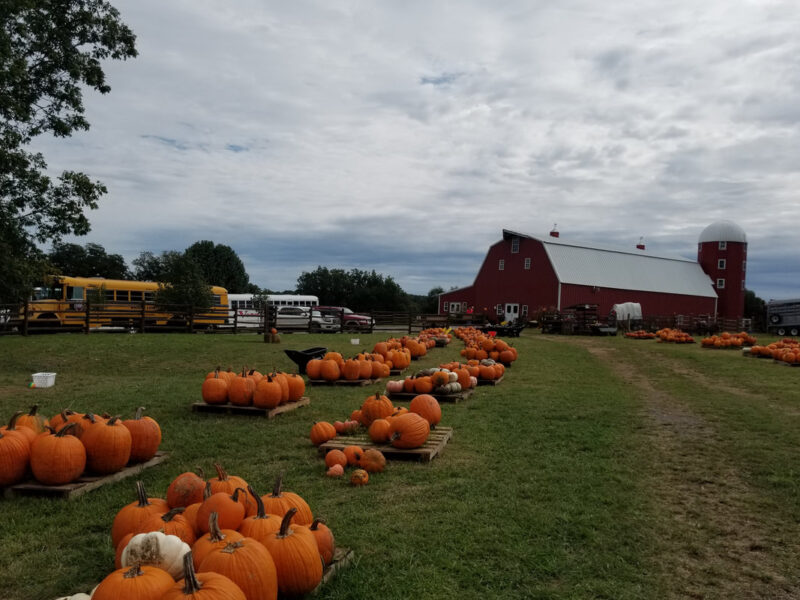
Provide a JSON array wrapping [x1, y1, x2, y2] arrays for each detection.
[[67, 286, 84, 300], [212, 295, 221, 306], [144, 292, 154, 302], [130, 291, 143, 302], [105, 290, 115, 301], [117, 290, 129, 301]]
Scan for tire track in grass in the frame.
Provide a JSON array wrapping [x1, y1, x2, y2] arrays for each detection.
[[553, 337, 798, 599]]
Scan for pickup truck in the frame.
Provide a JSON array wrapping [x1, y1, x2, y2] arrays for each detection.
[[275, 306, 339, 332], [316, 306, 374, 331]]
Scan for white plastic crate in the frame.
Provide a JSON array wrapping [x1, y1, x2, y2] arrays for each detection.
[[32, 372, 56, 388], [350, 338, 360, 345]]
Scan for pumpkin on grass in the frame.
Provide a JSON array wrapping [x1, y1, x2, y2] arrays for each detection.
[[260, 474, 313, 525], [91, 564, 174, 600], [342, 445, 363, 466], [309, 421, 336, 446], [324, 449, 347, 469], [122, 407, 162, 463], [111, 481, 169, 548], [167, 469, 206, 508], [359, 449, 386, 473], [262, 508, 323, 597], [0, 420, 31, 486], [350, 469, 369, 486], [308, 519, 335, 566], [120, 531, 190, 580], [30, 422, 86, 486], [198, 536, 278, 600], [161, 552, 246, 600]]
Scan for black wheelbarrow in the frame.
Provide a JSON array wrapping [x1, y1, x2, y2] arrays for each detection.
[[284, 347, 327, 374]]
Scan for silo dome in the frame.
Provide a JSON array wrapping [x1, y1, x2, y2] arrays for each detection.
[[698, 220, 747, 244]]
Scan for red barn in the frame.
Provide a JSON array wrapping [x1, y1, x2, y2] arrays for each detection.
[[439, 222, 747, 324]]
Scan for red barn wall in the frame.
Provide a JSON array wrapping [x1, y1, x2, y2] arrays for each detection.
[[559, 284, 717, 317]]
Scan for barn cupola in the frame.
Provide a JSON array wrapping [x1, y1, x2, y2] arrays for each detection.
[[549, 223, 559, 238], [636, 237, 645, 250], [697, 220, 747, 322]]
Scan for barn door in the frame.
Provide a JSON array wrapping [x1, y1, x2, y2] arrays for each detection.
[[504, 303, 519, 323]]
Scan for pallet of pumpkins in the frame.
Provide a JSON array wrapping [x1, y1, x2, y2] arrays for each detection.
[[305, 351, 392, 382], [65, 468, 340, 599], [201, 367, 306, 408], [0, 405, 161, 488]]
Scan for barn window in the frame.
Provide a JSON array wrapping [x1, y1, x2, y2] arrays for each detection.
[[511, 237, 520, 253], [498, 259, 505, 271], [718, 241, 727, 250], [742, 260, 746, 272], [521, 305, 528, 316], [716, 278, 725, 289], [718, 259, 726, 270], [442, 302, 449, 312], [496, 304, 503, 316], [462, 302, 468, 313], [524, 257, 531, 270]]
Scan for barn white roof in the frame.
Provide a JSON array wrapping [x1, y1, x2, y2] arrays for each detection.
[[503, 230, 717, 298]]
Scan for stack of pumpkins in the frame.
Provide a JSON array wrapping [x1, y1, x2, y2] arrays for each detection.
[[74, 468, 335, 599], [0, 405, 161, 488], [201, 367, 306, 409], [455, 330, 519, 366], [305, 351, 392, 382], [385, 366, 474, 396]]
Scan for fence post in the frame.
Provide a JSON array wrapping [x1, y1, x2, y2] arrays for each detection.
[[22, 300, 29, 336], [140, 301, 146, 333], [188, 305, 194, 333], [233, 310, 238, 334], [408, 313, 412, 335], [263, 304, 268, 342], [85, 300, 91, 334]]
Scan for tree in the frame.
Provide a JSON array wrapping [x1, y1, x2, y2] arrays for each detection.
[[131, 251, 173, 281], [154, 253, 213, 311], [296, 266, 410, 311], [744, 289, 766, 331], [48, 242, 130, 279], [0, 1, 137, 302], [184, 240, 253, 293]]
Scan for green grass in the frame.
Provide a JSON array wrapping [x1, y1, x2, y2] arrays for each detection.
[[1, 331, 799, 598]]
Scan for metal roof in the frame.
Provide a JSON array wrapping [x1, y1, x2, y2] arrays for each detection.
[[502, 229, 717, 298]]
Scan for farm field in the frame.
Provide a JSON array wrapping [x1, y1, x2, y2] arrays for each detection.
[[1, 330, 800, 599]]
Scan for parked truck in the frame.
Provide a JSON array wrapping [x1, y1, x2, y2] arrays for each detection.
[[766, 299, 800, 336]]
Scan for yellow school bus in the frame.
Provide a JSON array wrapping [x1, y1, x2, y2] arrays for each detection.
[[23, 275, 229, 329]]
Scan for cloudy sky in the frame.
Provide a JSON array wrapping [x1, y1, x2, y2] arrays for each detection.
[[36, 0, 800, 300]]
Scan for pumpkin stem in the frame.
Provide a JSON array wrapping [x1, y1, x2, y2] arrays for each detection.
[[27, 404, 40, 416], [181, 552, 203, 593], [6, 410, 24, 430], [106, 415, 121, 426], [231, 487, 246, 503], [271, 473, 284, 497], [310, 517, 325, 531], [195, 466, 206, 480], [277, 507, 297, 538], [221, 541, 244, 554], [207, 512, 226, 542], [135, 480, 153, 507], [247, 485, 268, 519], [213, 462, 229, 481], [55, 422, 78, 437], [161, 507, 186, 522], [123, 564, 144, 579], [203, 481, 213, 500], [134, 406, 146, 420]]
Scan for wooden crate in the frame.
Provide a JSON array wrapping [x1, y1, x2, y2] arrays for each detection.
[[388, 388, 473, 404], [315, 547, 354, 593], [307, 379, 377, 387], [192, 397, 310, 418], [2, 451, 168, 500], [477, 374, 504, 386], [318, 427, 453, 462]]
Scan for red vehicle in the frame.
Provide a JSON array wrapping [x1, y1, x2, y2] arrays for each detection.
[[316, 306, 374, 331]]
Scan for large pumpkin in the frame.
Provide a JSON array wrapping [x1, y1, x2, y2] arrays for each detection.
[[201, 371, 228, 405], [409, 394, 442, 427], [196, 488, 247, 533], [389, 412, 430, 449], [359, 391, 393, 426], [261, 509, 323, 597], [29, 423, 86, 486], [136, 507, 196, 546], [237, 486, 283, 546], [253, 376, 282, 409], [161, 552, 246, 600], [198, 537, 278, 600], [191, 512, 244, 570], [122, 407, 162, 463], [309, 421, 336, 446], [81, 415, 132, 474], [167, 469, 206, 509], [16, 404, 49, 434], [260, 475, 313, 526], [111, 481, 169, 548], [0, 422, 31, 486], [91, 565, 174, 600]]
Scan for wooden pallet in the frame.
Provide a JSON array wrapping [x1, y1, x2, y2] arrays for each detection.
[[477, 374, 504, 386], [192, 397, 310, 418], [775, 360, 800, 367], [307, 379, 378, 386], [389, 368, 406, 376], [2, 451, 169, 500], [315, 547, 354, 593], [318, 427, 453, 462], [388, 388, 473, 404]]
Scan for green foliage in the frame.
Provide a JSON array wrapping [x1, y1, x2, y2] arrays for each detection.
[[0, 0, 137, 303], [184, 240, 252, 292], [744, 288, 766, 330], [48, 242, 130, 279], [296, 266, 410, 311], [153, 253, 213, 310]]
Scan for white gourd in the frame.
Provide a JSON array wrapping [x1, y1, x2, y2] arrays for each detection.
[[120, 531, 190, 580]]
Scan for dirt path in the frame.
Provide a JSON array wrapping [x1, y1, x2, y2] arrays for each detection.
[[551, 337, 798, 599]]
